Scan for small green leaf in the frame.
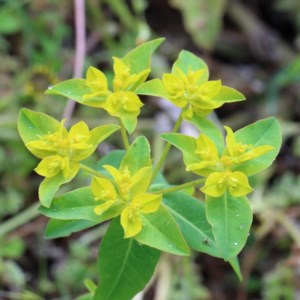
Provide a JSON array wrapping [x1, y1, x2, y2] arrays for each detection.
[[213, 86, 245, 103], [122, 38, 165, 74], [234, 117, 282, 176], [95, 218, 160, 300], [161, 133, 198, 166], [190, 115, 224, 154], [121, 136, 151, 173], [163, 192, 221, 257], [39, 174, 74, 207], [18, 108, 60, 145], [205, 192, 252, 261], [135, 205, 190, 256], [172, 50, 208, 78], [39, 187, 118, 222], [46, 79, 107, 107], [136, 78, 170, 99], [45, 219, 98, 239]]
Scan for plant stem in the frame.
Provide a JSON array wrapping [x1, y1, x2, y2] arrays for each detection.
[[62, 0, 86, 124], [151, 110, 183, 182], [119, 118, 130, 150], [80, 163, 105, 177], [153, 178, 205, 195], [0, 202, 40, 236]]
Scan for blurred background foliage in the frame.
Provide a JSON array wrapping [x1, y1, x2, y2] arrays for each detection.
[[1, 0, 300, 299]]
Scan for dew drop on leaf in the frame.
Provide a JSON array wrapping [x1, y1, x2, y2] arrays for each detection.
[[234, 242, 238, 246]]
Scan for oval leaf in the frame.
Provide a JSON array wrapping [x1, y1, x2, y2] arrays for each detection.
[[205, 192, 253, 261], [163, 191, 221, 257], [18, 108, 60, 145], [39, 174, 74, 207], [45, 219, 98, 239], [190, 115, 224, 154], [234, 117, 282, 176], [136, 78, 170, 99], [39, 187, 118, 222], [172, 50, 208, 78], [122, 38, 165, 74], [161, 133, 198, 166], [121, 136, 151, 173], [46, 78, 107, 107], [135, 205, 190, 256], [95, 218, 160, 300]]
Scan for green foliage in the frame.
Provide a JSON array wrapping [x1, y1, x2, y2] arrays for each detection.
[[16, 38, 282, 299], [95, 218, 160, 300], [135, 205, 190, 256], [206, 192, 252, 260], [163, 191, 221, 257], [234, 118, 282, 176]]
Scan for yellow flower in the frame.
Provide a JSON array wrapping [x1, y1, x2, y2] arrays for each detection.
[[26, 120, 113, 180], [184, 126, 274, 198], [35, 155, 79, 178], [186, 134, 219, 176], [162, 67, 227, 118], [104, 91, 143, 134], [113, 57, 150, 92], [83, 67, 109, 102], [224, 126, 274, 164], [121, 193, 161, 238], [92, 165, 162, 238], [201, 171, 253, 197]]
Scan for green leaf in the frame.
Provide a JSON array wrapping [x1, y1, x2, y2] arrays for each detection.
[[161, 133, 198, 166], [229, 257, 243, 281], [205, 192, 252, 261], [121, 136, 151, 173], [95, 218, 160, 300], [190, 115, 224, 154], [46, 79, 107, 107], [163, 192, 221, 257], [39, 174, 74, 207], [18, 108, 60, 145], [136, 78, 170, 99], [172, 50, 208, 80], [96, 150, 125, 171], [234, 117, 282, 176], [135, 205, 190, 256], [39, 187, 120, 222], [122, 38, 165, 74], [91, 124, 120, 145], [213, 86, 245, 103], [45, 219, 98, 239], [170, 0, 226, 50]]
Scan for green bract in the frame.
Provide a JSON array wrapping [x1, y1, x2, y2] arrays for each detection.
[[137, 50, 245, 119], [17, 38, 282, 300], [18, 108, 119, 207]]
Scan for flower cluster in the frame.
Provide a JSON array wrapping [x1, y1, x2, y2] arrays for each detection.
[[82, 59, 148, 134], [186, 127, 273, 197], [137, 51, 245, 120], [92, 165, 162, 238], [27, 121, 95, 179]]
